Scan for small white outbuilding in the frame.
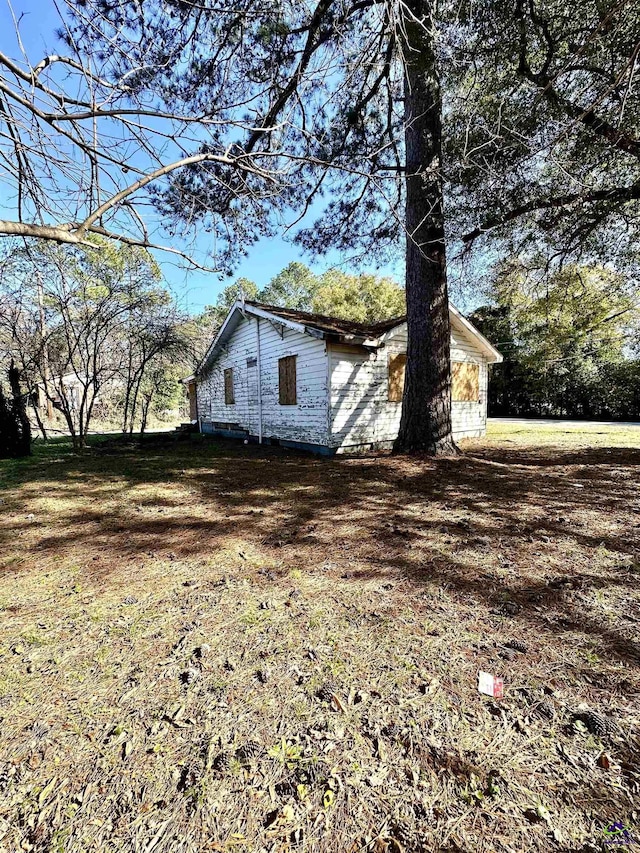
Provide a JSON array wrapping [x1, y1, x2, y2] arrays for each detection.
[[190, 300, 502, 454]]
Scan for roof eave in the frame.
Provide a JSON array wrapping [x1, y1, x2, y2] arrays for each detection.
[[195, 301, 502, 375], [325, 332, 381, 348], [196, 302, 329, 375], [196, 303, 243, 376], [449, 304, 503, 363], [245, 302, 318, 338]]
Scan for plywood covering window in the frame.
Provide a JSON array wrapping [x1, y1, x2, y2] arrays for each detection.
[[388, 353, 406, 402], [452, 361, 479, 402], [278, 355, 297, 405], [223, 367, 235, 405]]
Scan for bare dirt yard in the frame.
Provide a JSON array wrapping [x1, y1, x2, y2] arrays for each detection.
[[1, 422, 639, 853]]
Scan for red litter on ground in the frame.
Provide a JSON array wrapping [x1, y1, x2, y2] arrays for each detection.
[[478, 671, 504, 699]]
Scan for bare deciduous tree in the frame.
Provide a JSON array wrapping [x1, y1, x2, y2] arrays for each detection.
[[119, 300, 191, 435], [0, 239, 187, 450]]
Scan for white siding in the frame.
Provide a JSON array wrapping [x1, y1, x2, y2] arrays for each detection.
[[449, 325, 488, 439], [329, 320, 488, 449], [197, 315, 330, 446]]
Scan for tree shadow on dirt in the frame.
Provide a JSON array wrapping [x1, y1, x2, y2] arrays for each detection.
[[2, 435, 639, 673]]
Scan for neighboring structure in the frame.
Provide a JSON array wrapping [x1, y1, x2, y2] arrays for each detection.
[[32, 371, 117, 421], [188, 300, 502, 453], [32, 371, 88, 420]]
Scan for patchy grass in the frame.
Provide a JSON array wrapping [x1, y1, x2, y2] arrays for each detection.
[[486, 419, 640, 449], [0, 424, 639, 853]]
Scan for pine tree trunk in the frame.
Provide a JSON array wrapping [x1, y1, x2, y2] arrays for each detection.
[[394, 0, 457, 456]]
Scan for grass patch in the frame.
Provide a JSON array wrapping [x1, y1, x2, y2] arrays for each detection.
[[0, 425, 639, 851]]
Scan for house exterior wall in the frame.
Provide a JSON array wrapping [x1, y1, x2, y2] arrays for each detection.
[[197, 314, 330, 446], [328, 322, 488, 450]]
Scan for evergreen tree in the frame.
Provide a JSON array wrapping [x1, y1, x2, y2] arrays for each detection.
[[0, 363, 31, 458]]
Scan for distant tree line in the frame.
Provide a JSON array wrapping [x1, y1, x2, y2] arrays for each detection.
[[3, 242, 638, 461], [190, 261, 407, 367], [199, 262, 406, 332], [0, 239, 196, 453], [471, 261, 640, 421]]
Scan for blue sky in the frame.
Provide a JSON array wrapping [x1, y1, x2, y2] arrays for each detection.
[[0, 1, 405, 311], [1, 0, 481, 316], [166, 227, 404, 314]]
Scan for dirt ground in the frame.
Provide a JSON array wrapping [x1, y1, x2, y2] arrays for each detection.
[[0, 423, 639, 853]]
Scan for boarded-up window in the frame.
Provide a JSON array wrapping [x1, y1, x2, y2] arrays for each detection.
[[388, 353, 406, 402], [452, 361, 479, 402], [224, 367, 235, 405], [278, 355, 297, 405]]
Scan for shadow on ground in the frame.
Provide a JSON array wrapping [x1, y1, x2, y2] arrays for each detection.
[[1, 433, 639, 853], [2, 434, 639, 670]]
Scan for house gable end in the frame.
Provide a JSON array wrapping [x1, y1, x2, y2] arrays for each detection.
[[196, 306, 330, 446], [197, 302, 326, 377]]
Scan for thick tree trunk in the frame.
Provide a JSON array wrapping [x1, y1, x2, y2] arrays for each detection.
[[394, 0, 457, 456], [8, 361, 32, 456]]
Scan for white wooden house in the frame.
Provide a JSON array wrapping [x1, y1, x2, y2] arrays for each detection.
[[190, 301, 502, 453]]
